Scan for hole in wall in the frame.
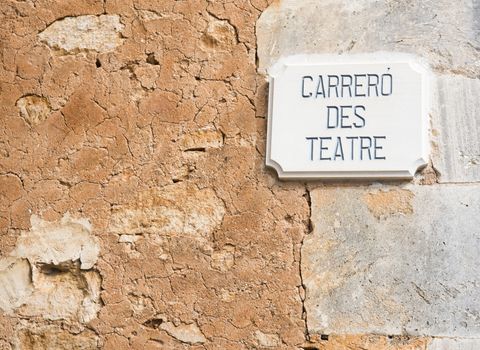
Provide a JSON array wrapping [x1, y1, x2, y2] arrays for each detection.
[[95, 58, 102, 68], [143, 318, 164, 329], [39, 263, 70, 276], [146, 53, 159, 65], [184, 147, 206, 152]]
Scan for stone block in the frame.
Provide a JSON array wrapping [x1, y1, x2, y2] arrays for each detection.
[[433, 75, 480, 182], [257, 0, 480, 76], [303, 185, 480, 337]]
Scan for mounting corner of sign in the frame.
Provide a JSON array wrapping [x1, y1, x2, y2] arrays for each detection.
[[265, 158, 285, 178], [405, 55, 432, 75], [409, 157, 429, 177], [268, 59, 288, 78]]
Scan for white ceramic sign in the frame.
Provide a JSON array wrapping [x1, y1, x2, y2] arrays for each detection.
[[266, 54, 431, 179]]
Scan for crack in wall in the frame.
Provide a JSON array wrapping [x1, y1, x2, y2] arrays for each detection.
[[300, 186, 313, 346]]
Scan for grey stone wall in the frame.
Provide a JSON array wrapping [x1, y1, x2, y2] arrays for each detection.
[[258, 0, 480, 346]]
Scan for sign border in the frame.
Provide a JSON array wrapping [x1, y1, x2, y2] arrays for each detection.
[[266, 53, 432, 180]]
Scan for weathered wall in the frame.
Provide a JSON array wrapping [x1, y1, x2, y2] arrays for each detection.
[[0, 1, 310, 349], [1, 0, 479, 349], [258, 0, 480, 349]]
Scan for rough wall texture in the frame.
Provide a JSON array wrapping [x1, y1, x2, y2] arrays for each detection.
[[1, 0, 479, 350], [0, 0, 309, 349], [257, 0, 480, 349], [304, 185, 480, 336]]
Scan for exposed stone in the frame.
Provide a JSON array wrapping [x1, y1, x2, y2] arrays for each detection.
[[38, 15, 125, 53], [160, 322, 207, 344], [0, 258, 33, 313], [109, 183, 225, 238], [118, 234, 140, 243], [257, 0, 480, 75], [16, 265, 102, 323], [201, 19, 238, 50], [303, 185, 480, 337], [254, 330, 280, 348], [14, 214, 99, 270], [0, 214, 101, 322], [14, 324, 98, 350], [16, 95, 51, 126]]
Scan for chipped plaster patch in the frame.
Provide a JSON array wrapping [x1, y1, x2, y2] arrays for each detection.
[[180, 127, 224, 151], [38, 15, 125, 53], [254, 330, 280, 348], [16, 95, 52, 126], [211, 245, 235, 271], [14, 213, 99, 269], [109, 183, 225, 238], [0, 214, 101, 322], [201, 18, 238, 50]]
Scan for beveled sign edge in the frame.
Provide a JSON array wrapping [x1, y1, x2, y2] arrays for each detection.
[[266, 52, 432, 180]]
